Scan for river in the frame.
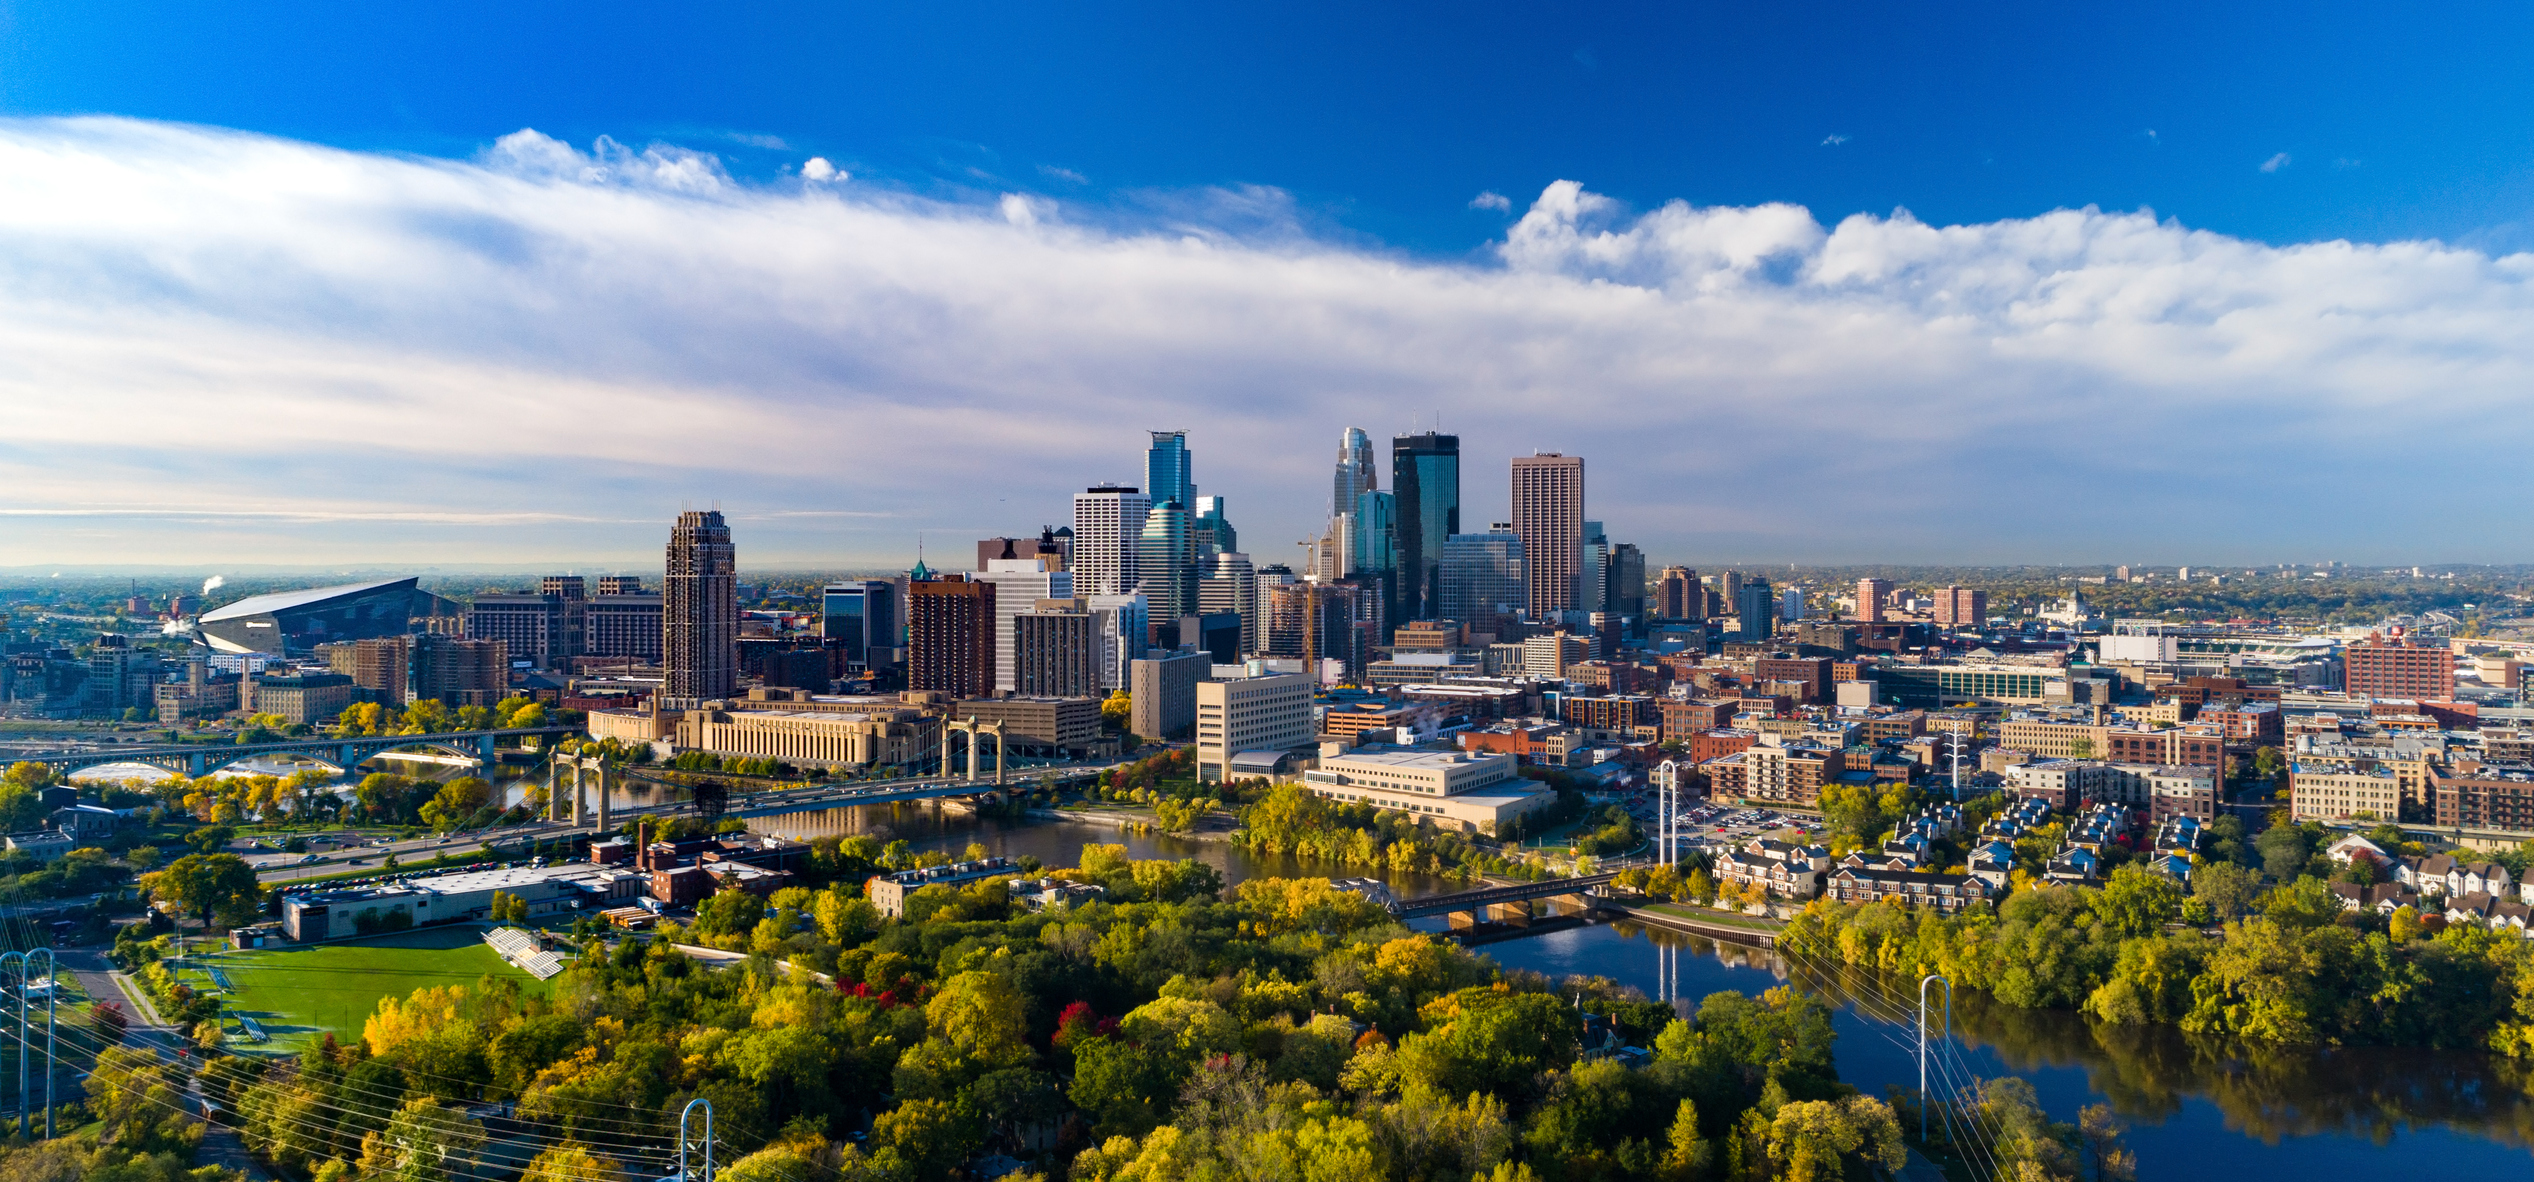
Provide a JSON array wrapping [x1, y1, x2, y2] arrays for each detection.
[[823, 804, 2534, 1173]]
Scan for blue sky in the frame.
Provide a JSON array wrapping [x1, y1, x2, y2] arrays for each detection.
[[8, 0, 2530, 254], [0, 3, 2529, 569]]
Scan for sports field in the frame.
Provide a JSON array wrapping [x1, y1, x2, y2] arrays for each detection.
[[181, 926, 543, 1051]]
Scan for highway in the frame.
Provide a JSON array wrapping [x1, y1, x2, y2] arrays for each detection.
[[247, 759, 1119, 885]]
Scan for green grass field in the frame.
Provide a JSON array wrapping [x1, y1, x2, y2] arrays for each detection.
[[184, 926, 544, 1052]]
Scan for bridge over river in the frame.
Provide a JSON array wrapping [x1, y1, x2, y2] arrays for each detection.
[[26, 727, 581, 778]]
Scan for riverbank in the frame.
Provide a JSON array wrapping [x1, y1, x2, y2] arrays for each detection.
[[1600, 900, 1785, 946]]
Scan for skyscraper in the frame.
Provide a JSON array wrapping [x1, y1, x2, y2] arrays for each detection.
[[1735, 578, 1776, 643], [1610, 542, 1645, 621], [908, 575, 994, 699], [1656, 567, 1701, 620], [1071, 485, 1151, 596], [1198, 552, 1258, 654], [1391, 431, 1459, 626], [663, 510, 738, 705], [1192, 495, 1238, 557], [1577, 521, 1610, 615], [1856, 577, 1893, 624], [1439, 528, 1524, 635], [1147, 431, 1195, 512], [1332, 427, 1375, 517], [1510, 452, 1584, 620], [1137, 499, 1196, 619], [978, 558, 1073, 694]]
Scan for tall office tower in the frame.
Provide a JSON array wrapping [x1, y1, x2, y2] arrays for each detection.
[[1933, 586, 1988, 628], [1720, 571, 1745, 607], [1137, 500, 1196, 619], [1192, 495, 1238, 557], [1656, 567, 1700, 620], [596, 576, 643, 596], [1321, 515, 1356, 580], [1577, 521, 1611, 615], [1510, 452, 1585, 620], [539, 575, 589, 657], [1148, 431, 1195, 512], [908, 575, 994, 699], [1198, 552, 1258, 653], [1332, 427, 1376, 516], [979, 558, 1073, 694], [1086, 592, 1149, 690], [1012, 599, 1099, 697], [1071, 485, 1151, 596], [1779, 587, 1806, 622], [1439, 528, 1525, 636], [1609, 542, 1644, 621], [1352, 490, 1397, 579], [1391, 431, 1459, 626], [1735, 578, 1776, 643], [1855, 577, 1893, 623], [664, 510, 739, 705], [820, 580, 898, 668], [465, 592, 564, 667]]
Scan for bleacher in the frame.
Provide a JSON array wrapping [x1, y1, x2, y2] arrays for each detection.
[[238, 1015, 268, 1043], [206, 967, 234, 992], [483, 927, 567, 980]]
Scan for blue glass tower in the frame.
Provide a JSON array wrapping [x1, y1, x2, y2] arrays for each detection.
[[1390, 432, 1459, 626], [1147, 431, 1194, 512]]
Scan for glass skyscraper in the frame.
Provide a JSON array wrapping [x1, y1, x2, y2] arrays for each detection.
[[1147, 430, 1194, 512], [1390, 432, 1459, 626], [821, 579, 897, 667]]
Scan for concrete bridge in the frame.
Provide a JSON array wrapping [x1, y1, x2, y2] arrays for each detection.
[[27, 727, 579, 779], [1392, 871, 1621, 930]]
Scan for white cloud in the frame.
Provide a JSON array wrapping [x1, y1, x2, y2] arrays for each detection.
[[2262, 152, 2292, 173], [1822, 134, 1849, 146], [800, 157, 840, 183], [0, 116, 2527, 568], [1470, 191, 1512, 212]]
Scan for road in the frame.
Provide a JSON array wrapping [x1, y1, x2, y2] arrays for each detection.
[[247, 759, 1121, 884]]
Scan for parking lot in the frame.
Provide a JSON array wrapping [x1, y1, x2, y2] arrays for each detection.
[[1644, 802, 1826, 854]]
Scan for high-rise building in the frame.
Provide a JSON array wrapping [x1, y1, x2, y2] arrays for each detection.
[[331, 637, 411, 707], [1855, 578, 1893, 624], [82, 636, 160, 718], [412, 634, 507, 707], [1071, 485, 1151, 596], [539, 576, 589, 658], [1130, 649, 1212, 741], [1510, 452, 1584, 619], [1333, 427, 1376, 518], [1609, 543, 1644, 622], [2345, 630, 2455, 700], [1392, 432, 1460, 627], [1198, 553, 1258, 654], [1147, 430, 1195, 513], [585, 592, 663, 662], [1933, 586, 1988, 628], [979, 558, 1073, 694], [1736, 578, 1776, 642], [467, 591, 571, 668], [1012, 599, 1099, 697], [1657, 567, 1701, 620], [1192, 495, 1238, 557], [663, 510, 739, 706], [1577, 521, 1611, 615], [596, 576, 643, 596], [1440, 528, 1524, 635], [1136, 500, 1195, 620], [820, 580, 898, 669], [1086, 592, 1149, 690], [1779, 587, 1806, 622], [908, 575, 994, 699]]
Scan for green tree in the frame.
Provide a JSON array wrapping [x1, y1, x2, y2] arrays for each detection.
[[2088, 863, 2183, 939], [359, 1096, 485, 1182], [926, 971, 1031, 1066], [148, 852, 262, 930], [2190, 861, 2264, 921]]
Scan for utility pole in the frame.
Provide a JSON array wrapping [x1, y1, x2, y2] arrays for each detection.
[[677, 1098, 715, 1182], [1918, 974, 1952, 1143]]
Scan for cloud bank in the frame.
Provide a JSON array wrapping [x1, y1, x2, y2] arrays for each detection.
[[0, 117, 2527, 569]]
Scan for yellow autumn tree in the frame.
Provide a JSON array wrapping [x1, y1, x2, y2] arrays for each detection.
[[365, 985, 469, 1058]]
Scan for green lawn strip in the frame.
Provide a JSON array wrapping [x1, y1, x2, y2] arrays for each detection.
[[1640, 903, 1786, 932], [195, 926, 544, 1053]]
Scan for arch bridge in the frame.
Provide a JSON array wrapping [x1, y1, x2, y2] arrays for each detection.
[[29, 726, 579, 779]]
